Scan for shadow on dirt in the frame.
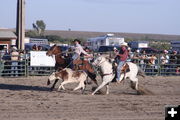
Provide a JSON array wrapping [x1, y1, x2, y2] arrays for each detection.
[[0, 84, 50, 91]]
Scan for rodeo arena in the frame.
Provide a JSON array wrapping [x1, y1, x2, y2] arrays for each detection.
[[0, 1, 180, 120], [0, 30, 180, 120]]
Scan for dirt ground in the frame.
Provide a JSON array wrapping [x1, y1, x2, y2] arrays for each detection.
[[0, 75, 180, 120]]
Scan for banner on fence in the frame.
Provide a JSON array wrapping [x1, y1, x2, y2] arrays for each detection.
[[30, 51, 55, 67]]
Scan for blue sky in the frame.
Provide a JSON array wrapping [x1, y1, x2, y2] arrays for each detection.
[[0, 0, 180, 35]]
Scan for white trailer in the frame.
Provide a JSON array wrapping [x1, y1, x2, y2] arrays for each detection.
[[87, 34, 124, 51], [129, 41, 149, 49]]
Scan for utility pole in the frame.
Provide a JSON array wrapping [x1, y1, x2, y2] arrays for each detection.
[[16, 0, 25, 50]]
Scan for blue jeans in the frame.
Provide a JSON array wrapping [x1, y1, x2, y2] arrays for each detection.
[[117, 61, 125, 81], [72, 53, 79, 60], [11, 61, 18, 77]]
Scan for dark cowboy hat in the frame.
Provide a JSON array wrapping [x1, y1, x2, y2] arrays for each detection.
[[73, 39, 81, 44]]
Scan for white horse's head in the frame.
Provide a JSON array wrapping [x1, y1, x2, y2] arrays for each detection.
[[92, 56, 106, 66]]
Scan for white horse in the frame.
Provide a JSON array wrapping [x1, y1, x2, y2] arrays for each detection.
[[92, 56, 145, 95]]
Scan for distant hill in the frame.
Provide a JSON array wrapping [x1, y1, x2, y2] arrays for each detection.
[[8, 29, 180, 41], [44, 30, 180, 41]]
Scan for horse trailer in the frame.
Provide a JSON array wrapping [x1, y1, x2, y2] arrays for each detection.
[[87, 34, 124, 51]]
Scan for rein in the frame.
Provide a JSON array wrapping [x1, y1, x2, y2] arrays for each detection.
[[92, 58, 113, 77], [102, 73, 113, 77]]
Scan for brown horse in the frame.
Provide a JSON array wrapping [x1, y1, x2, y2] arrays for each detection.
[[46, 44, 69, 70], [46, 44, 98, 90]]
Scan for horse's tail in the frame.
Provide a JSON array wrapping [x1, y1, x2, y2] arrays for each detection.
[[137, 66, 146, 78]]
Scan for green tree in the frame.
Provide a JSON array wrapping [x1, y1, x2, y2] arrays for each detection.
[[25, 30, 38, 37], [33, 20, 46, 36], [45, 35, 63, 43], [149, 42, 170, 50]]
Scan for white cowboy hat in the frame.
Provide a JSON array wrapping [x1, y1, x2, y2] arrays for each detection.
[[136, 49, 140, 53], [121, 42, 128, 46], [113, 47, 117, 50], [12, 46, 17, 50]]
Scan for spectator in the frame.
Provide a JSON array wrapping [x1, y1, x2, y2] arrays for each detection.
[[38, 46, 43, 51], [1, 46, 11, 76], [127, 47, 134, 62], [176, 67, 180, 75], [19, 50, 25, 76], [139, 51, 147, 71], [169, 50, 178, 74], [0, 46, 7, 60], [11, 46, 19, 77], [132, 49, 140, 63], [147, 54, 157, 75], [160, 50, 170, 75], [32, 44, 38, 51]]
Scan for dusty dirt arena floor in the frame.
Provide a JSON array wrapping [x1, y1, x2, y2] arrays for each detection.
[[0, 76, 180, 120]]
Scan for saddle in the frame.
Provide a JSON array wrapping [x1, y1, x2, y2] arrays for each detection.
[[113, 62, 130, 73], [112, 62, 130, 83], [73, 59, 94, 73], [121, 63, 130, 73]]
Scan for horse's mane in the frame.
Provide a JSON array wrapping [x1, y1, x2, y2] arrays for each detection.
[[50, 44, 62, 53]]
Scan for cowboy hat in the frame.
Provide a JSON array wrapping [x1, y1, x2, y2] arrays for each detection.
[[73, 39, 81, 44], [113, 47, 117, 50], [120, 42, 128, 46], [12, 46, 17, 50]]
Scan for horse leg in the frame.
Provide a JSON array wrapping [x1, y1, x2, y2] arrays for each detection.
[[106, 84, 109, 95], [50, 79, 58, 91], [130, 77, 139, 91], [92, 79, 110, 95], [88, 72, 98, 86]]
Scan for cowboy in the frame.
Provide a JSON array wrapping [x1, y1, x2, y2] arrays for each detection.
[[116, 42, 129, 82], [11, 46, 19, 77], [71, 39, 91, 69]]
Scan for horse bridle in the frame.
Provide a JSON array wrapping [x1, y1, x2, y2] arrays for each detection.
[[94, 57, 107, 66], [93, 57, 113, 76]]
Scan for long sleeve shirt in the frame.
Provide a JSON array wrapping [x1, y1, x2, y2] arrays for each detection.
[[74, 44, 88, 55]]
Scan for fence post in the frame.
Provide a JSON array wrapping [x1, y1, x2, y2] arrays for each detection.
[[158, 53, 161, 76], [25, 54, 29, 77]]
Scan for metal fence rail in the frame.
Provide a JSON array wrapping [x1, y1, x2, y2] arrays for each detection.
[[0, 59, 27, 77], [0, 52, 180, 77], [0, 54, 55, 77]]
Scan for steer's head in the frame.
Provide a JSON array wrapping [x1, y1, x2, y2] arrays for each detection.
[[47, 72, 57, 85]]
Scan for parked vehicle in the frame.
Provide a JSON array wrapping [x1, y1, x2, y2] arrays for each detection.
[[87, 34, 124, 51], [98, 46, 120, 53], [58, 46, 70, 51], [25, 43, 50, 51], [131, 47, 160, 54], [171, 41, 180, 53]]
